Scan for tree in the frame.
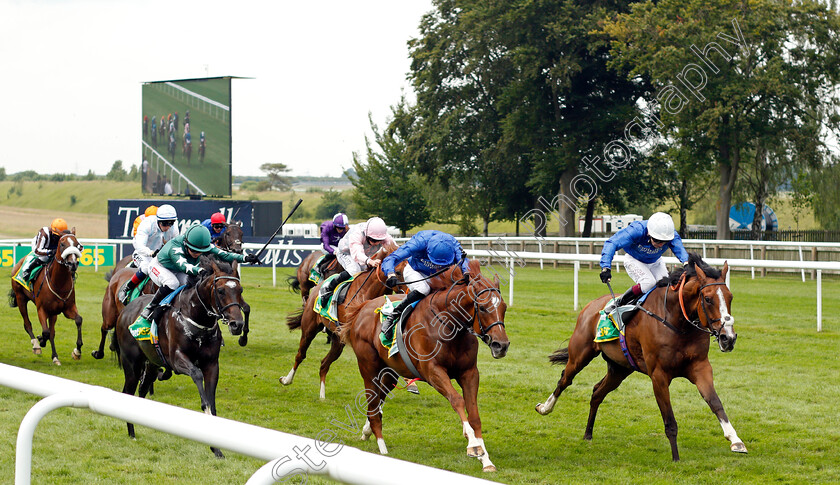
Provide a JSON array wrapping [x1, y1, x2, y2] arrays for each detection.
[[106, 161, 127, 181], [351, 107, 429, 236], [259, 163, 292, 191], [603, 0, 840, 238], [316, 189, 354, 220]]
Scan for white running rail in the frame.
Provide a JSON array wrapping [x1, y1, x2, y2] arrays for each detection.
[[0, 363, 496, 485]]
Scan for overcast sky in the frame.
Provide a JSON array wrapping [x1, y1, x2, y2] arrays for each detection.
[[0, 0, 433, 177]]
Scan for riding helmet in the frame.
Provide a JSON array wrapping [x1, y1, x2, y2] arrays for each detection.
[[144, 205, 158, 217], [427, 234, 457, 266], [333, 213, 348, 229], [50, 218, 68, 235], [210, 212, 226, 224], [365, 217, 388, 240], [647, 212, 676, 241], [184, 225, 213, 253], [156, 204, 177, 222]]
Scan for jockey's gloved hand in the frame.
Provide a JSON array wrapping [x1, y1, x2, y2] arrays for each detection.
[[385, 274, 399, 288], [244, 253, 260, 264], [196, 267, 207, 277], [600, 268, 612, 283]]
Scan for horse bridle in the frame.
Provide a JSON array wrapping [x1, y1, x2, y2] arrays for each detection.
[[194, 274, 243, 327], [40, 238, 81, 302], [437, 277, 505, 343], [638, 273, 728, 339]]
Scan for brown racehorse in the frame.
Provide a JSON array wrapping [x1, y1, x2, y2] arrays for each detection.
[[112, 256, 245, 458], [338, 260, 509, 472], [9, 231, 84, 365], [535, 253, 746, 461], [91, 266, 156, 359], [288, 251, 342, 305], [214, 221, 252, 346], [281, 242, 398, 399]]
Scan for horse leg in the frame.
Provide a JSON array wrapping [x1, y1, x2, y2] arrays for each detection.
[[201, 361, 225, 458], [536, 334, 601, 415], [169, 352, 223, 457], [94, 293, 116, 359], [317, 336, 344, 400], [650, 369, 680, 461], [238, 300, 250, 347], [15, 292, 41, 354], [424, 364, 480, 457], [279, 318, 323, 387], [584, 358, 632, 440], [42, 312, 61, 365], [64, 305, 83, 360], [120, 350, 145, 439], [456, 366, 496, 472], [687, 359, 747, 454]]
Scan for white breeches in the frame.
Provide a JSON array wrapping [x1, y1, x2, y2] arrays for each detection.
[[148, 259, 189, 290], [622, 254, 669, 293], [401, 264, 431, 295], [336, 250, 367, 276], [132, 253, 154, 274]]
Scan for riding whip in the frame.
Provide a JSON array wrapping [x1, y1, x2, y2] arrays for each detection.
[[254, 198, 303, 260]]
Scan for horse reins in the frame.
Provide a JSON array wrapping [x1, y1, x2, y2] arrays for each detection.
[[634, 272, 727, 338], [178, 274, 243, 330]]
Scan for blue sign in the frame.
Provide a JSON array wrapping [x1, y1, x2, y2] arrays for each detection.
[[108, 200, 254, 239], [729, 202, 778, 231]]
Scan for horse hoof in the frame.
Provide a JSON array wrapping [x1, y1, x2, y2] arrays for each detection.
[[406, 383, 419, 394], [91, 350, 103, 359], [482, 465, 497, 473], [467, 445, 485, 458], [535, 403, 548, 415], [33, 348, 42, 355], [238, 335, 248, 347], [53, 357, 61, 366], [731, 442, 748, 453], [280, 377, 292, 386], [72, 349, 81, 360]]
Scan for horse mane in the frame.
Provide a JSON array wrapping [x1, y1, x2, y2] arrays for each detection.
[[656, 252, 721, 288], [186, 255, 234, 288]]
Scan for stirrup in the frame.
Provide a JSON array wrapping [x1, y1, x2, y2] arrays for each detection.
[[118, 283, 131, 305]]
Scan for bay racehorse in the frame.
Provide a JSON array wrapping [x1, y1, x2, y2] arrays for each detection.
[[199, 139, 206, 163], [214, 221, 252, 346], [9, 231, 84, 365], [288, 251, 342, 305], [91, 266, 156, 359], [281, 242, 398, 399], [535, 253, 746, 461], [112, 256, 245, 458], [339, 260, 509, 472]]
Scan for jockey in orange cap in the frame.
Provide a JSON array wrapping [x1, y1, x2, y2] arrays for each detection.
[[18, 218, 68, 281]]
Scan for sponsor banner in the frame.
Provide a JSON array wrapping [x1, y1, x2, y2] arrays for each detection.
[[108, 200, 254, 239], [254, 237, 320, 268], [0, 245, 116, 267]]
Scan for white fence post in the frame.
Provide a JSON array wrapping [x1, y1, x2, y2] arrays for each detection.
[[574, 261, 579, 311], [799, 245, 806, 282], [817, 269, 822, 332], [749, 244, 754, 279]]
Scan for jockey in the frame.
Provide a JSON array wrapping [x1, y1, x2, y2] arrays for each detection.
[[118, 204, 179, 305], [318, 216, 395, 307], [316, 213, 349, 275], [185, 110, 190, 125], [131, 205, 158, 237], [135, 224, 260, 327], [201, 212, 227, 243], [185, 131, 192, 147], [380, 230, 470, 335], [18, 218, 68, 281], [600, 212, 689, 313], [200, 131, 206, 144]]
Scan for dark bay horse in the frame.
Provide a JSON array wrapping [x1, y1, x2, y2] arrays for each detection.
[[112, 257, 245, 458], [199, 139, 206, 163], [91, 266, 156, 359], [288, 251, 342, 305], [281, 242, 398, 399], [9, 231, 84, 365], [535, 253, 745, 461], [215, 221, 252, 346], [338, 260, 509, 472]]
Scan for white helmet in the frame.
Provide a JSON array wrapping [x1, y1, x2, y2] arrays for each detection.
[[156, 204, 177, 222], [647, 212, 675, 241]]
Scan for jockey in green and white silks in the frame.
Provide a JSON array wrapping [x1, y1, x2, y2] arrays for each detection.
[[118, 204, 179, 305], [599, 212, 689, 313], [135, 225, 260, 326]]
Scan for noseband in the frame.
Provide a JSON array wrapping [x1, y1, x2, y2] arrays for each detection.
[[194, 274, 243, 327], [440, 279, 505, 343]]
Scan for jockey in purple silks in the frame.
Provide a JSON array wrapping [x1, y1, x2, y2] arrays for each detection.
[[316, 213, 349, 276]]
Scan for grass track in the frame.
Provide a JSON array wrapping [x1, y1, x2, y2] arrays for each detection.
[[0, 265, 839, 484]]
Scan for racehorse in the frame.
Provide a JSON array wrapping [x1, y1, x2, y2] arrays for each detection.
[[151, 127, 158, 148], [199, 139, 206, 163], [9, 231, 84, 365], [214, 221, 252, 347], [287, 251, 342, 305], [281, 242, 398, 399], [112, 256, 245, 458], [91, 266, 156, 359], [184, 140, 192, 164], [168, 137, 177, 162], [338, 260, 509, 472], [535, 253, 746, 461]]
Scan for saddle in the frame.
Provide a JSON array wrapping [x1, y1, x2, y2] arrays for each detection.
[[594, 289, 653, 342], [313, 275, 354, 323], [378, 300, 422, 379]]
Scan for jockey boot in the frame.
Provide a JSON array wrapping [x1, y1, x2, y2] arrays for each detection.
[[319, 271, 350, 308], [604, 284, 642, 314], [20, 258, 44, 281], [318, 254, 336, 275], [140, 287, 173, 323], [118, 271, 146, 305], [381, 290, 425, 337]]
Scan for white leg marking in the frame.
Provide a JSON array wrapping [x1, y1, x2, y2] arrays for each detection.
[[377, 438, 388, 455], [536, 393, 557, 415], [476, 438, 496, 472], [205, 408, 213, 416], [463, 422, 485, 457], [319, 381, 326, 400], [280, 368, 295, 385], [361, 419, 372, 441], [31, 338, 41, 350], [720, 419, 747, 453]]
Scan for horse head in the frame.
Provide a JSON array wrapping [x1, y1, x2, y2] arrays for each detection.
[[445, 261, 510, 359], [219, 221, 244, 253], [57, 231, 82, 273], [684, 256, 736, 352], [199, 257, 245, 335]]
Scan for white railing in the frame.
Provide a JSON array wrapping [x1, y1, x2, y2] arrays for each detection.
[[158, 81, 230, 124], [0, 363, 496, 485], [142, 141, 205, 195]]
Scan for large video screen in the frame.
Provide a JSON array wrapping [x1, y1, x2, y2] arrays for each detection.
[[141, 77, 232, 197]]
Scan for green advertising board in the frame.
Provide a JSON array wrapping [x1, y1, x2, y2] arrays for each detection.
[[0, 245, 115, 268]]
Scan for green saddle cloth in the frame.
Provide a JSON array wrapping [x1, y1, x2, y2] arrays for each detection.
[[126, 276, 152, 304], [12, 253, 44, 291], [377, 297, 399, 352], [308, 255, 327, 284], [594, 299, 621, 343], [313, 273, 356, 322]]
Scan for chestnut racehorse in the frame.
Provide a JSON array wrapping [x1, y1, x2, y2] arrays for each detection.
[[535, 253, 746, 461], [9, 231, 84, 365], [339, 260, 510, 472], [287, 251, 342, 305], [91, 266, 156, 359], [281, 242, 398, 399]]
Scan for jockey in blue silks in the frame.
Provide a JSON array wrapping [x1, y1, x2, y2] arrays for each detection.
[[316, 213, 349, 275], [380, 230, 471, 335], [599, 212, 690, 313], [201, 212, 227, 243]]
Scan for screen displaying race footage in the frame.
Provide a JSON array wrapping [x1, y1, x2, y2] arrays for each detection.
[[141, 77, 232, 197]]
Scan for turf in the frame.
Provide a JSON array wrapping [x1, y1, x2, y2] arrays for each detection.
[[0, 265, 838, 484]]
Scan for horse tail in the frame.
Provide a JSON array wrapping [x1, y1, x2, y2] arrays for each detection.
[[286, 275, 301, 293], [286, 308, 304, 331], [8, 288, 17, 308], [110, 331, 122, 369], [549, 346, 570, 365]]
